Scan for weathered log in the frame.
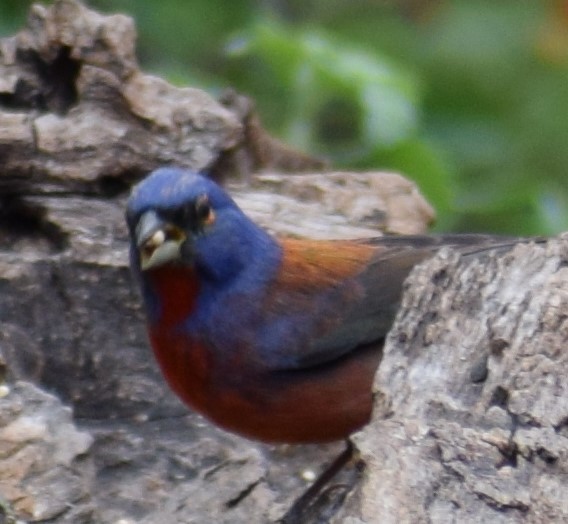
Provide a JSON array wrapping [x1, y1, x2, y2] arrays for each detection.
[[339, 237, 568, 524]]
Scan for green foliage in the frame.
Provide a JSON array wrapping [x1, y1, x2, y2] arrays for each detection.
[[0, 0, 33, 34], [1, 0, 567, 234], [227, 21, 419, 155]]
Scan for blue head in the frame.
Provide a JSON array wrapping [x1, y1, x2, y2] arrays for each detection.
[[126, 167, 280, 285]]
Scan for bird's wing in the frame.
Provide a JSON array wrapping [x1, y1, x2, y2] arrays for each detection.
[[265, 234, 526, 371]]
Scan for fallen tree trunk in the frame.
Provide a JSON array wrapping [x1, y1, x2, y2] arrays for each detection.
[[341, 237, 568, 524], [0, 2, 566, 524]]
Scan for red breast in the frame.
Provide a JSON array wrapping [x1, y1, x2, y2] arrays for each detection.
[[146, 266, 212, 413]]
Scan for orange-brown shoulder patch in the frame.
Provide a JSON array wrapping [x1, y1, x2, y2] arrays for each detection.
[[276, 237, 376, 291]]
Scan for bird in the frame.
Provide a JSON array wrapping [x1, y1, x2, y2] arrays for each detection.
[[126, 167, 514, 445]]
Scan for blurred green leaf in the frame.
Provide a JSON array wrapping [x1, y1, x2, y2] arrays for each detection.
[[368, 139, 456, 230], [0, 0, 33, 35], [227, 20, 419, 157]]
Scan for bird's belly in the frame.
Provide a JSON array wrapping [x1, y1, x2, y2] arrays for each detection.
[[148, 328, 214, 415], [205, 343, 382, 444], [149, 326, 381, 443]]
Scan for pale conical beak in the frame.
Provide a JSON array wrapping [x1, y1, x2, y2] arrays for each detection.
[[135, 210, 186, 270]]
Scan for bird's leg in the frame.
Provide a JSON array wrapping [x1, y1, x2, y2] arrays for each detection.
[[278, 440, 364, 523]]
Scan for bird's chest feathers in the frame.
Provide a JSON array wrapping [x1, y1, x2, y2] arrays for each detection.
[[145, 266, 212, 409], [145, 266, 199, 329]]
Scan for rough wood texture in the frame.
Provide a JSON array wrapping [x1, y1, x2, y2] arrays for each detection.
[[345, 237, 568, 524], [0, 0, 326, 193], [235, 170, 434, 239], [0, 0, 240, 192], [0, 2, 566, 524]]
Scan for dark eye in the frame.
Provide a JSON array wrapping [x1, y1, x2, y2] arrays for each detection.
[[195, 195, 212, 223], [166, 194, 214, 229]]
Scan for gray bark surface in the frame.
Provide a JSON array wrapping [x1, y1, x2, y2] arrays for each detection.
[[345, 239, 568, 524]]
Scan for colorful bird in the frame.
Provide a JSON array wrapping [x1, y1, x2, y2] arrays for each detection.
[[126, 167, 508, 444]]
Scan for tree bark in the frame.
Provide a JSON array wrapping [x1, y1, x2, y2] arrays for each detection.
[[341, 237, 568, 523]]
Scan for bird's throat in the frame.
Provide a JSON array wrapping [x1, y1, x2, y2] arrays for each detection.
[[145, 265, 200, 329]]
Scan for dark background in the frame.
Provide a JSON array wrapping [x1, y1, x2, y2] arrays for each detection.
[[2, 0, 567, 234]]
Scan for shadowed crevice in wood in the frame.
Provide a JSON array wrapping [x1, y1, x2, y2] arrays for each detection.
[[0, 197, 69, 253]]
